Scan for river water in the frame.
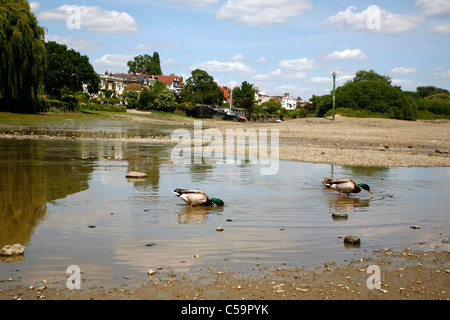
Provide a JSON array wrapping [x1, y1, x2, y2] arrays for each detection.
[[0, 115, 449, 289]]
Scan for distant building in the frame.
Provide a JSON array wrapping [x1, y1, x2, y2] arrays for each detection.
[[254, 88, 272, 105], [220, 86, 231, 105], [148, 74, 184, 95], [280, 93, 297, 110], [96, 71, 184, 96]]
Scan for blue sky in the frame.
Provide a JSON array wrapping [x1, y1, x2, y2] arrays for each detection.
[[30, 0, 450, 100]]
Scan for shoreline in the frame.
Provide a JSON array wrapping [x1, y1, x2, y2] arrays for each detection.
[[1, 249, 449, 300], [0, 111, 449, 168]]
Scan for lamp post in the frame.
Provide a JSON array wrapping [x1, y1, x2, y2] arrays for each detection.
[[332, 71, 336, 121]]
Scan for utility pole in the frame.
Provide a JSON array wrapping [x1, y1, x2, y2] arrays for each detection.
[[332, 71, 336, 120]]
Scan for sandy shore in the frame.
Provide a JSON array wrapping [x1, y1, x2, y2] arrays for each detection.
[[118, 111, 450, 167], [0, 111, 449, 301]]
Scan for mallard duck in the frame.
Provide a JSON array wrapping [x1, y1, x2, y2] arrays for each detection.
[[172, 189, 224, 207], [321, 178, 372, 196]]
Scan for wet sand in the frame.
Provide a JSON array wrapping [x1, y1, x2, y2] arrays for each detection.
[[0, 111, 449, 301]]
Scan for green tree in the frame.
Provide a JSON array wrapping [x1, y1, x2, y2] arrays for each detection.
[[233, 81, 255, 108], [0, 0, 46, 112], [154, 87, 176, 112], [44, 41, 99, 98], [352, 69, 392, 85], [416, 86, 450, 98], [137, 88, 152, 110], [313, 70, 418, 120], [127, 52, 162, 75], [180, 69, 223, 105], [261, 98, 282, 115]]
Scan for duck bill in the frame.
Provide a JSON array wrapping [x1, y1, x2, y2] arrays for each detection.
[[368, 190, 373, 195]]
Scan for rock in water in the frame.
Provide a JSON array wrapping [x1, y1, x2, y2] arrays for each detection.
[[332, 212, 348, 220], [1, 244, 26, 256], [344, 236, 360, 245], [126, 172, 147, 179]]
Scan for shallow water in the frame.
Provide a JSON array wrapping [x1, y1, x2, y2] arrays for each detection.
[[0, 135, 449, 288]]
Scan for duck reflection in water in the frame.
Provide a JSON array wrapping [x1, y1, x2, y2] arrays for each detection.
[[328, 195, 371, 214], [177, 205, 224, 224]]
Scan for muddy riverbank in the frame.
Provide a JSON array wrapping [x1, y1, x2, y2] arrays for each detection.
[[1, 111, 448, 167], [1, 249, 449, 300]]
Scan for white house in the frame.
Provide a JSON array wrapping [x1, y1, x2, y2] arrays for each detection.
[[280, 93, 297, 110]]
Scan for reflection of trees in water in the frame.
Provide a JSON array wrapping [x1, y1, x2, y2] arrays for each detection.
[[0, 139, 174, 248], [0, 140, 93, 247]]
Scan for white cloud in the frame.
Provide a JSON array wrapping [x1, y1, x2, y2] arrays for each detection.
[[257, 57, 267, 63], [323, 5, 424, 35], [390, 67, 418, 76], [231, 54, 246, 62], [324, 49, 369, 61], [277, 58, 318, 71], [92, 54, 134, 73], [29, 2, 40, 12], [45, 34, 99, 51], [191, 60, 257, 76], [415, 0, 450, 16], [215, 0, 313, 26], [429, 24, 450, 35], [39, 5, 140, 35]]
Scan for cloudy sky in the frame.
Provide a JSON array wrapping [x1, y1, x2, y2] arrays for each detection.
[[30, 0, 450, 99]]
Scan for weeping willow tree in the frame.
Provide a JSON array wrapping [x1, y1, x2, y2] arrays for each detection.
[[0, 0, 46, 112]]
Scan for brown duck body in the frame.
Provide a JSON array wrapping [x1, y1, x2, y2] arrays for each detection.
[[321, 178, 372, 196]]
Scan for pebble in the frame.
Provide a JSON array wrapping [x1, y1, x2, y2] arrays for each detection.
[[125, 171, 147, 179], [332, 212, 348, 219], [0, 243, 26, 256], [216, 227, 224, 232], [148, 269, 155, 275], [344, 236, 360, 245], [410, 225, 420, 229]]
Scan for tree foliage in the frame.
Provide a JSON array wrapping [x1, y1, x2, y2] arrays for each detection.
[[180, 69, 224, 105], [137, 80, 175, 112], [44, 41, 99, 98], [0, 0, 46, 112], [312, 70, 450, 120], [352, 69, 392, 85], [416, 86, 450, 98], [233, 81, 255, 108], [127, 52, 162, 75]]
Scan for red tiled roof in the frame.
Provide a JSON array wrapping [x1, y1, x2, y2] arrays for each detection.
[[148, 75, 182, 85]]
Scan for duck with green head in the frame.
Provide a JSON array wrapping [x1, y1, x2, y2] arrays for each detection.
[[321, 178, 372, 196], [172, 189, 224, 207]]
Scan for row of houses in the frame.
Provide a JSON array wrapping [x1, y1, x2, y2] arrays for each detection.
[[94, 71, 312, 111], [96, 71, 184, 96]]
